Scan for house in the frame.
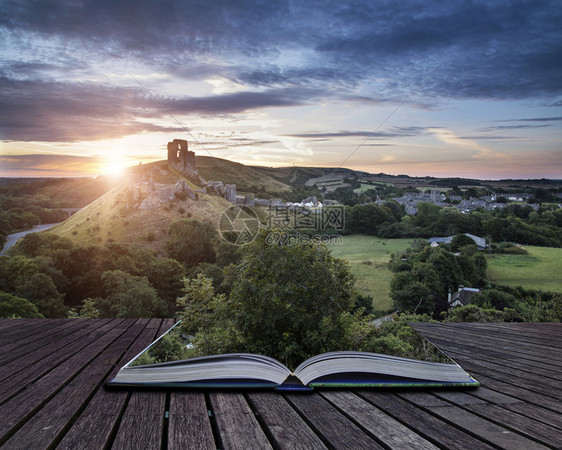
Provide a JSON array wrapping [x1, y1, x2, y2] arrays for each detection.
[[448, 285, 481, 308], [428, 233, 487, 250]]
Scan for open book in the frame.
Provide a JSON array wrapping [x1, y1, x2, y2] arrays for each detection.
[[107, 322, 479, 390]]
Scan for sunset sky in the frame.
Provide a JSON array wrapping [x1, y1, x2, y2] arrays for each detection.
[[1, 0, 561, 179]]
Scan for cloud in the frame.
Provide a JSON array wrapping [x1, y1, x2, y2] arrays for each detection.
[[1, 0, 560, 102], [428, 128, 510, 161], [285, 126, 430, 140], [0, 77, 320, 141], [495, 116, 562, 123], [479, 125, 550, 131]]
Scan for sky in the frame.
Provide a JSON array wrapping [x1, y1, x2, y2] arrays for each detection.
[[0, 0, 561, 180]]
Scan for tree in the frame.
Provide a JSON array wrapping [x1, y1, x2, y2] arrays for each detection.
[[350, 204, 392, 234], [147, 257, 186, 315], [166, 219, 217, 268], [227, 232, 356, 365], [98, 270, 166, 318], [0, 292, 44, 318], [450, 234, 477, 252], [0, 255, 39, 293], [390, 269, 436, 315], [177, 274, 229, 334], [414, 202, 441, 231], [177, 232, 359, 368], [68, 298, 100, 318], [472, 289, 519, 311], [15, 273, 67, 318]]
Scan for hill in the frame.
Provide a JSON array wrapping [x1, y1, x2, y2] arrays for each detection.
[[196, 156, 290, 197], [35, 156, 562, 255], [49, 161, 233, 255], [0, 176, 118, 208], [250, 165, 562, 192]]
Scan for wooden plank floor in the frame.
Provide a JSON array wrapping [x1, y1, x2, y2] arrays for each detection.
[[0, 319, 560, 449]]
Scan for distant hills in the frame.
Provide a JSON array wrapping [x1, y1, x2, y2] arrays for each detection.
[[23, 156, 560, 254]]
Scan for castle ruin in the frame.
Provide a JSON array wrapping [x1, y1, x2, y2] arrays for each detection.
[[167, 139, 197, 179], [167, 138, 236, 204]]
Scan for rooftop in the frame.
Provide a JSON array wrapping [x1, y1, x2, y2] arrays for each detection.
[[0, 319, 560, 448]]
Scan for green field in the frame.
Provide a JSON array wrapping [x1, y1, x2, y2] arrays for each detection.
[[328, 235, 415, 312], [486, 246, 562, 293], [353, 181, 391, 193]]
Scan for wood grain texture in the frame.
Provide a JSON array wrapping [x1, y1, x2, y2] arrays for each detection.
[[210, 392, 272, 450], [286, 392, 384, 449], [112, 391, 167, 450], [1, 319, 146, 449], [168, 392, 215, 450], [322, 390, 438, 450], [248, 392, 327, 449]]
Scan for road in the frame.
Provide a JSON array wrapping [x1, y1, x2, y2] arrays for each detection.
[[0, 223, 60, 256]]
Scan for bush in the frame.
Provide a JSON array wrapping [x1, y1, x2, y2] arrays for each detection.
[[0, 292, 44, 318], [442, 304, 506, 322]]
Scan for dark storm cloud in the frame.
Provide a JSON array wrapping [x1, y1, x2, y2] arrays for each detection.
[[2, 0, 561, 101], [165, 87, 319, 114], [313, 1, 562, 100], [0, 77, 318, 141], [0, 78, 183, 141]]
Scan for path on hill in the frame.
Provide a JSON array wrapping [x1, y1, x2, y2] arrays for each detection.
[[0, 223, 60, 256]]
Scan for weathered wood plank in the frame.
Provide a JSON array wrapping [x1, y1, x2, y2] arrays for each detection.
[[0, 318, 66, 345], [0, 319, 108, 386], [322, 390, 438, 449], [0, 319, 83, 361], [0, 318, 46, 336], [110, 319, 173, 449], [430, 322, 562, 349], [286, 393, 383, 449], [1, 319, 145, 449], [504, 402, 562, 431], [111, 391, 166, 450], [0, 319, 128, 443], [210, 392, 272, 450], [413, 324, 562, 371], [414, 323, 562, 365], [417, 328, 562, 374], [465, 371, 562, 413], [446, 357, 562, 401], [56, 319, 161, 450], [467, 403, 562, 448], [0, 318, 122, 404], [465, 386, 522, 405], [431, 389, 562, 447], [415, 331, 562, 377], [247, 392, 327, 449], [398, 392, 550, 450], [359, 391, 495, 450], [168, 392, 216, 450]]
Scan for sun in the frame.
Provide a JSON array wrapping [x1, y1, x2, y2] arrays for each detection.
[[103, 158, 127, 177]]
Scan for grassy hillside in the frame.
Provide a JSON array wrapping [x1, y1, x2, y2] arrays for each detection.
[[250, 165, 367, 186], [486, 246, 562, 293], [196, 156, 290, 196], [49, 163, 233, 255], [327, 235, 415, 312]]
